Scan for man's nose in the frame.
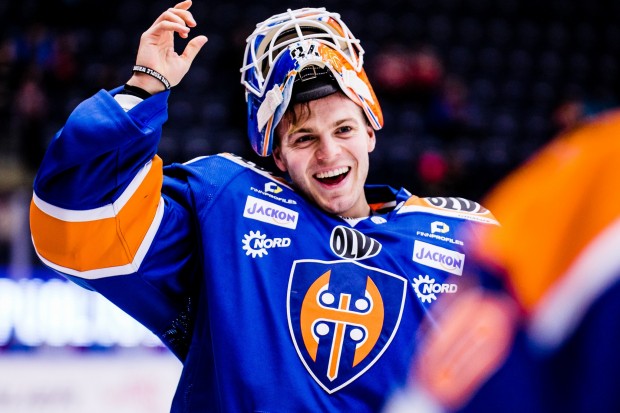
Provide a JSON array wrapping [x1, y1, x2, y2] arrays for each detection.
[[316, 136, 340, 160]]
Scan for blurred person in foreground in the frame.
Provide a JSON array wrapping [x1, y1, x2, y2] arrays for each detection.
[[29, 2, 500, 412], [385, 108, 620, 413]]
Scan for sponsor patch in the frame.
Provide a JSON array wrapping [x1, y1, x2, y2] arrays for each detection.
[[242, 230, 291, 258], [431, 221, 449, 234], [411, 274, 458, 303], [412, 240, 465, 276], [250, 183, 297, 205], [243, 196, 299, 229], [416, 221, 464, 246], [330, 226, 382, 260]]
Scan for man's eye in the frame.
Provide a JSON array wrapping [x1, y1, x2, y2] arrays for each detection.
[[294, 135, 313, 144], [337, 126, 353, 134]]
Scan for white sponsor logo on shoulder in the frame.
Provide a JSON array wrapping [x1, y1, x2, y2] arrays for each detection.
[[416, 221, 464, 246], [412, 240, 465, 276], [431, 221, 449, 234], [250, 183, 297, 204], [244, 195, 298, 229]]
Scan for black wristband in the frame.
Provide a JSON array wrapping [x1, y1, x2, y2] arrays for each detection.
[[132, 65, 171, 90], [118, 84, 153, 100]]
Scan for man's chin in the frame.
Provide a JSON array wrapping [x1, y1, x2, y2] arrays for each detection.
[[314, 196, 352, 217]]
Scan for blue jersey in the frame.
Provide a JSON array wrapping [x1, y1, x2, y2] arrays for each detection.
[[30, 88, 498, 412], [455, 110, 620, 413]]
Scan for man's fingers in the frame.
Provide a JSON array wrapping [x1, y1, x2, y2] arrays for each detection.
[[152, 10, 193, 31], [145, 20, 191, 40], [173, 8, 198, 27], [164, 7, 198, 28], [182, 35, 208, 63], [151, 1, 197, 29], [173, 0, 193, 10], [168, 0, 197, 26]]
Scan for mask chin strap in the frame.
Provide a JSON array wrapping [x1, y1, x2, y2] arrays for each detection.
[[257, 85, 284, 132], [342, 69, 374, 103]]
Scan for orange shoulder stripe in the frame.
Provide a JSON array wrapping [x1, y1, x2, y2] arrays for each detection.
[[30, 156, 164, 278]]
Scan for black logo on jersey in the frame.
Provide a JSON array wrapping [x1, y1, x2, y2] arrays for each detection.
[[425, 197, 489, 214], [330, 226, 381, 260]]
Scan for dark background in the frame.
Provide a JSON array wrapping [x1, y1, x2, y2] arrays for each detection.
[[1, 0, 619, 267]]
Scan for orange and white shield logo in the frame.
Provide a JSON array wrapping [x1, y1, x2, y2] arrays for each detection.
[[287, 259, 407, 393]]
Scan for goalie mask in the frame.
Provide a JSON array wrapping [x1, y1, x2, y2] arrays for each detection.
[[240, 7, 384, 157]]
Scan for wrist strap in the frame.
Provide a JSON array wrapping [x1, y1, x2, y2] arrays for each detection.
[[119, 84, 153, 100], [132, 65, 171, 90]]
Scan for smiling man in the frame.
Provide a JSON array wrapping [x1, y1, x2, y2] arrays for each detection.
[[30, 2, 499, 412], [273, 91, 376, 217]]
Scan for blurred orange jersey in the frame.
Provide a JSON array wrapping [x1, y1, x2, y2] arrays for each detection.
[[474, 109, 620, 340]]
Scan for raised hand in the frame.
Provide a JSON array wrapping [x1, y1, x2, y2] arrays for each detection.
[[127, 0, 208, 94]]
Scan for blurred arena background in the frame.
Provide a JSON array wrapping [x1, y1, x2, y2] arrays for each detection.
[[0, 0, 618, 411]]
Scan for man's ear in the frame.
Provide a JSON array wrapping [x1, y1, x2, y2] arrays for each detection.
[[272, 146, 287, 172], [367, 125, 376, 153]]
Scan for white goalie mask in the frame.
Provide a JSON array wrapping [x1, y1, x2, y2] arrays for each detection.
[[240, 7, 384, 156]]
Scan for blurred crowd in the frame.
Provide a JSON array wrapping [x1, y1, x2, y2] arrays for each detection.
[[1, 0, 619, 273]]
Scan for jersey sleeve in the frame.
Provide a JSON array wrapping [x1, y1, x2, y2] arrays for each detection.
[[29, 88, 199, 359]]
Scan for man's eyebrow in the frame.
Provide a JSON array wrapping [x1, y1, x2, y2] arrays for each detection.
[[289, 127, 314, 135], [288, 118, 356, 135], [332, 118, 356, 128]]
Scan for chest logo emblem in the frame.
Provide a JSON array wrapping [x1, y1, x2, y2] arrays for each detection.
[[287, 259, 407, 393]]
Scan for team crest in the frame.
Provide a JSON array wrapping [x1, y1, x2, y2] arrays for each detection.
[[287, 259, 407, 393]]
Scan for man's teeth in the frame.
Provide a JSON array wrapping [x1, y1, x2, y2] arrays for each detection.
[[315, 167, 350, 179]]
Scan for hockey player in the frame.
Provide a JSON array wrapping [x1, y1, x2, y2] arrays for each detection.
[[387, 108, 620, 413], [30, 2, 501, 411], [458, 109, 620, 413]]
